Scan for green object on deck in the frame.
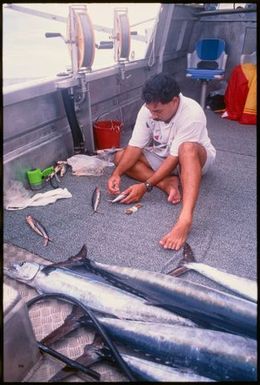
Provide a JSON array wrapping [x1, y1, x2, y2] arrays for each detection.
[[42, 166, 54, 178], [26, 166, 54, 190]]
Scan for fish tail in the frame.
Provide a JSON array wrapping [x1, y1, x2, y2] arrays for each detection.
[[70, 244, 88, 261], [92, 209, 103, 215]]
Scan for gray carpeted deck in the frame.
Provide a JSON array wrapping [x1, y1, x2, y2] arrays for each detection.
[[4, 109, 256, 293]]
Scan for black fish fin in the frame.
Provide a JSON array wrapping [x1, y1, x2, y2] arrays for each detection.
[[182, 242, 196, 262], [42, 245, 89, 274], [166, 242, 196, 276], [68, 244, 88, 262]]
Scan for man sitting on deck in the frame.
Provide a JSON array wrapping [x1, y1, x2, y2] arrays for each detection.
[[107, 73, 216, 250]]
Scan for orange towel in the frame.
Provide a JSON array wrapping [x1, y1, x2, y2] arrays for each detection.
[[224, 63, 256, 125], [240, 64, 256, 124]]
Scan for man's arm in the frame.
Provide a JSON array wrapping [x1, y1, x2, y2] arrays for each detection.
[[108, 145, 142, 194], [112, 145, 143, 177], [147, 154, 179, 186], [120, 154, 179, 203]]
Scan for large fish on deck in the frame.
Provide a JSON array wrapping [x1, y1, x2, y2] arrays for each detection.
[[167, 242, 257, 302], [49, 331, 215, 382], [66, 245, 257, 339], [111, 352, 215, 382], [3, 260, 196, 326], [97, 317, 257, 381]]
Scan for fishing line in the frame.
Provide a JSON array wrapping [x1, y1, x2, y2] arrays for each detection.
[[26, 292, 137, 382]]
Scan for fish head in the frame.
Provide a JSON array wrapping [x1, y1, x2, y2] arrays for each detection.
[[4, 261, 40, 282], [25, 215, 33, 224]]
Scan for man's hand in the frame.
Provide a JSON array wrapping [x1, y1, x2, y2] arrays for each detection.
[[120, 183, 146, 204], [108, 175, 121, 194]]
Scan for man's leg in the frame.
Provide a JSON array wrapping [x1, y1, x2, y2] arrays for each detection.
[[159, 142, 207, 250], [114, 150, 181, 203], [114, 150, 154, 181]]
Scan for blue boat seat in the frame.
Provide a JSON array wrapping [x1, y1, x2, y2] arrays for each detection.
[[186, 38, 228, 108]]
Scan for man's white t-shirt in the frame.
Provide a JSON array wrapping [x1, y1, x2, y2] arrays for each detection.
[[128, 93, 216, 159]]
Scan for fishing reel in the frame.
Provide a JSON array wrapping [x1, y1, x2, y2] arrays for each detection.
[[44, 5, 132, 154], [45, 5, 132, 82], [45, 4, 95, 76]]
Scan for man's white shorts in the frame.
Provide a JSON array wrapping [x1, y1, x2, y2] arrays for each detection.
[[143, 147, 216, 176]]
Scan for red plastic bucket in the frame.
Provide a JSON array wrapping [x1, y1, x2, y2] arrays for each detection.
[[93, 120, 122, 150]]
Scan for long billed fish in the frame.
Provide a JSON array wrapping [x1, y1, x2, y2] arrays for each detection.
[[26, 215, 51, 246], [167, 242, 257, 302], [118, 353, 215, 382], [49, 336, 214, 382], [97, 317, 257, 381], [71, 248, 257, 338], [47, 327, 214, 382], [4, 261, 196, 326]]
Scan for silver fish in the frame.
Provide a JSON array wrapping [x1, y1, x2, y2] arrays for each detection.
[[108, 192, 128, 203], [3, 261, 196, 326], [25, 215, 51, 246], [168, 243, 257, 302], [98, 318, 257, 381], [49, 331, 214, 382], [120, 353, 215, 382], [82, 258, 257, 338], [91, 186, 101, 213], [183, 262, 257, 302]]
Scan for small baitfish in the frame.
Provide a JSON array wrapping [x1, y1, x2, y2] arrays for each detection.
[[91, 186, 101, 213], [108, 192, 128, 203], [26, 215, 51, 246]]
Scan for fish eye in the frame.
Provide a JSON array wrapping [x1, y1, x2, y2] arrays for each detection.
[[19, 261, 26, 266]]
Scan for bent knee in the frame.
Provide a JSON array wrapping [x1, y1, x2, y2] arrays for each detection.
[[179, 142, 205, 156], [179, 142, 198, 154], [178, 142, 207, 166], [114, 149, 125, 165]]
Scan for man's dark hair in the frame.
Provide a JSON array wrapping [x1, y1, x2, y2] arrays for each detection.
[[142, 73, 180, 104]]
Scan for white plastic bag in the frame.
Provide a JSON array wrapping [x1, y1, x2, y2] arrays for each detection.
[[67, 154, 114, 176], [4, 180, 72, 210]]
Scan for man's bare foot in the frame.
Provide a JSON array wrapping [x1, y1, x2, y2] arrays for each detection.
[[158, 176, 181, 204], [159, 217, 192, 250]]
